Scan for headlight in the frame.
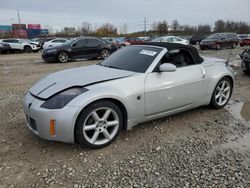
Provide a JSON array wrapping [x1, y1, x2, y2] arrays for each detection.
[[41, 87, 88, 109], [46, 49, 57, 54]]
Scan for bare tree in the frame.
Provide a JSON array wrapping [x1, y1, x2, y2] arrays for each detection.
[[81, 22, 92, 35], [121, 23, 128, 34], [96, 23, 118, 36], [171, 20, 180, 32], [157, 21, 168, 34]]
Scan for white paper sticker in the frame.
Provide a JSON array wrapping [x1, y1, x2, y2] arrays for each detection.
[[140, 50, 157, 56]]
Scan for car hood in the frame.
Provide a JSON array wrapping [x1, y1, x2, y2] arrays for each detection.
[[30, 65, 135, 99]]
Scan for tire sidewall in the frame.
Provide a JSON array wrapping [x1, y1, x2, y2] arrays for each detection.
[[24, 46, 32, 53], [210, 77, 233, 109], [75, 100, 123, 148], [57, 51, 69, 63]]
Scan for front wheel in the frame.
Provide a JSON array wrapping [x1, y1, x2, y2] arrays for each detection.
[[57, 51, 69, 63], [101, 49, 111, 59], [210, 77, 233, 109], [24, 46, 32, 53], [76, 100, 123, 148]]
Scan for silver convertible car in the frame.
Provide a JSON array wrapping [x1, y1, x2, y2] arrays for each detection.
[[24, 42, 234, 148]]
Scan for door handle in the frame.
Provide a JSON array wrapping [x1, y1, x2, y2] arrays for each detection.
[[200, 67, 206, 79]]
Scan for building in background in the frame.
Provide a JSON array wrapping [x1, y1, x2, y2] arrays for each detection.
[[64, 27, 75, 35]]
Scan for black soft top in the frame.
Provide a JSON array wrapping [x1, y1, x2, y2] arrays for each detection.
[[140, 42, 204, 64]]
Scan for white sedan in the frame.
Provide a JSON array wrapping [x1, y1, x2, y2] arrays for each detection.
[[43, 38, 68, 49], [152, 36, 189, 45]]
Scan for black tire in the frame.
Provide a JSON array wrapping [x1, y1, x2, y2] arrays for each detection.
[[75, 100, 123, 148], [101, 49, 111, 59], [210, 77, 233, 109], [24, 46, 32, 53], [120, 44, 126, 48], [216, 43, 221, 50], [243, 70, 250, 75], [57, 51, 69, 63], [232, 42, 237, 49]]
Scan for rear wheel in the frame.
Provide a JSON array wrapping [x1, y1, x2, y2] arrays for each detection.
[[210, 77, 233, 109], [101, 49, 111, 59], [76, 100, 123, 148], [57, 51, 69, 63], [24, 46, 32, 53], [120, 44, 126, 48], [216, 43, 221, 50], [232, 42, 237, 49]]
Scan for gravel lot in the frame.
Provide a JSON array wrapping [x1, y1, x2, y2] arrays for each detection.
[[0, 47, 250, 188]]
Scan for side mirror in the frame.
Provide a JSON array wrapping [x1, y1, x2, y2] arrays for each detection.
[[159, 63, 177, 72]]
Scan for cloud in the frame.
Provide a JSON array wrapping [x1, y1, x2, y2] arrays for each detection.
[[0, 0, 249, 32]]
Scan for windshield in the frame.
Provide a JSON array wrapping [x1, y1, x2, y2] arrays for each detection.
[[64, 38, 77, 45], [99, 46, 162, 73], [152, 37, 164, 42], [207, 33, 223, 39]]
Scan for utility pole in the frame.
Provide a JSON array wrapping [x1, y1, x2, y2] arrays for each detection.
[[17, 9, 21, 30], [17, 9, 24, 38], [141, 17, 150, 35]]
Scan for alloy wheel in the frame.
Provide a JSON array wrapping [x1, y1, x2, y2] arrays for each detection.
[[82, 107, 119, 146], [58, 52, 69, 63], [101, 49, 110, 59], [214, 80, 231, 106]]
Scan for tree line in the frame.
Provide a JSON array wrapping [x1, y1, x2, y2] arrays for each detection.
[[53, 19, 250, 38]]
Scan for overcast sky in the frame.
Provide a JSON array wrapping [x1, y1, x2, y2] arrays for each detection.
[[0, 0, 249, 33]]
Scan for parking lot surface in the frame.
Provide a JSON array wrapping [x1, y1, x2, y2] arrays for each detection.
[[0, 48, 250, 187]]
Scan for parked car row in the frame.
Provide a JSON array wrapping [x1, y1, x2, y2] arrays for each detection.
[[42, 36, 117, 63]]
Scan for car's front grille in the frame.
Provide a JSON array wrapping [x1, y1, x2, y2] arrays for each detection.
[[26, 114, 38, 131], [29, 118, 37, 131]]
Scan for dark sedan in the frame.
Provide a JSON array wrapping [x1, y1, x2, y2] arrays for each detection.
[[42, 37, 117, 63], [0, 42, 11, 54], [200, 33, 239, 50]]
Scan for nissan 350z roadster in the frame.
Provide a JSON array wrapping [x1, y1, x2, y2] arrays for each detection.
[[24, 42, 234, 148]]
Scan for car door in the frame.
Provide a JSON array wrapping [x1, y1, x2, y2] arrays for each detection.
[[71, 39, 89, 58], [2, 39, 14, 49], [86, 39, 103, 55], [15, 39, 25, 50], [144, 60, 206, 116]]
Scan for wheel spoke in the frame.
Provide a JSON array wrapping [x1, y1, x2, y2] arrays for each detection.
[[219, 96, 223, 104], [103, 130, 111, 140], [107, 120, 119, 127], [215, 93, 220, 99], [221, 81, 226, 90], [91, 131, 99, 143], [91, 111, 100, 122], [102, 109, 111, 120], [224, 87, 230, 92], [84, 124, 97, 131], [221, 94, 227, 99]]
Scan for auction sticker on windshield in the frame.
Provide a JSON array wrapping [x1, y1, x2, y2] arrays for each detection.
[[140, 50, 157, 56]]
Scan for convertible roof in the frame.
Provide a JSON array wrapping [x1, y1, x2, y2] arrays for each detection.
[[140, 42, 204, 64]]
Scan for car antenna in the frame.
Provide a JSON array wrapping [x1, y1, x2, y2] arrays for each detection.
[[226, 48, 233, 67]]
